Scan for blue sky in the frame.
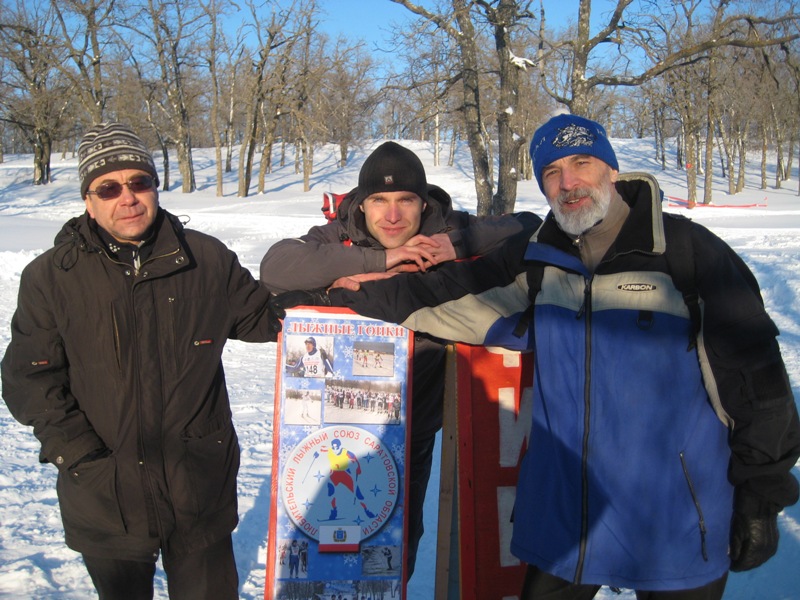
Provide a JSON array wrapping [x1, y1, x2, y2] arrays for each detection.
[[316, 0, 593, 51]]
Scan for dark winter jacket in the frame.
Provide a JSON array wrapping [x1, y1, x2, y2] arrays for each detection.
[[1, 208, 276, 561], [327, 173, 800, 590], [260, 183, 541, 439], [260, 184, 541, 294]]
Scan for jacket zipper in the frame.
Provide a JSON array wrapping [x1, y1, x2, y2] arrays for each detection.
[[111, 306, 122, 371], [575, 276, 593, 583], [679, 451, 709, 561]]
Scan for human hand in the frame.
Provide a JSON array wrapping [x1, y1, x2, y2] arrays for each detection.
[[415, 233, 457, 263], [268, 289, 331, 322], [384, 233, 456, 271], [329, 272, 399, 291], [729, 512, 779, 571]]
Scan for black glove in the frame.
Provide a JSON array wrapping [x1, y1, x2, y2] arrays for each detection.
[[268, 288, 332, 320], [729, 512, 779, 572]]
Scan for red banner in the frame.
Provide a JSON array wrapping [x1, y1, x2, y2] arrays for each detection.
[[456, 344, 533, 599]]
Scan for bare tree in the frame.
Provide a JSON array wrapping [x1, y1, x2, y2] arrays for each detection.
[[537, 0, 800, 117], [198, 0, 238, 196], [50, 0, 116, 125], [236, 0, 299, 198], [392, 0, 536, 215], [478, 0, 537, 214], [323, 38, 380, 169], [120, 0, 211, 193], [0, 2, 72, 184], [289, 7, 328, 193]]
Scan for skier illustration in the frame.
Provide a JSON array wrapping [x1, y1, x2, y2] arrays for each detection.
[[314, 438, 375, 520]]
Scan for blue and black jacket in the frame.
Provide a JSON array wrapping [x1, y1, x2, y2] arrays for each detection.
[[329, 173, 800, 590]]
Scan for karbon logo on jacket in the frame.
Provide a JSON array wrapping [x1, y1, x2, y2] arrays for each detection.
[[617, 283, 657, 292]]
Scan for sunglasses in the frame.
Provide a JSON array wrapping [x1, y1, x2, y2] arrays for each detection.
[[87, 175, 156, 201]]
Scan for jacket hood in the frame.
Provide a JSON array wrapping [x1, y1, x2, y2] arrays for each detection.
[[335, 183, 453, 247]]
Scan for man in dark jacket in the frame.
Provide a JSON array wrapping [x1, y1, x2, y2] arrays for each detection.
[[260, 141, 540, 577], [271, 116, 800, 599], [1, 123, 280, 599]]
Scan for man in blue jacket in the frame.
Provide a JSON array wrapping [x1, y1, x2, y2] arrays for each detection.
[[272, 114, 800, 599]]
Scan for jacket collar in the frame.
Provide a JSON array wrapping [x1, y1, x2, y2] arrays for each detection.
[[53, 208, 186, 273]]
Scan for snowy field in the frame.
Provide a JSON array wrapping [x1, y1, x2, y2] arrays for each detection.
[[1, 136, 799, 599]]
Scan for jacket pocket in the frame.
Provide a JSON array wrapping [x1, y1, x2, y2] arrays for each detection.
[[57, 455, 126, 538], [180, 418, 240, 520], [679, 451, 708, 562]]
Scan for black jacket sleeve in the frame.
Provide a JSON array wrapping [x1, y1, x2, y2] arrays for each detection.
[[1, 259, 106, 472], [694, 224, 800, 515]]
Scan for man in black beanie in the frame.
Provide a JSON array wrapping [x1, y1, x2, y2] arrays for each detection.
[[260, 140, 540, 579], [2, 122, 282, 599]]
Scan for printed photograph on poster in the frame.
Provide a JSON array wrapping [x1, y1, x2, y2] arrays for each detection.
[[268, 310, 410, 600], [352, 341, 396, 377], [283, 388, 322, 425], [361, 544, 401, 576], [284, 334, 335, 378], [324, 380, 402, 425], [276, 539, 310, 580]]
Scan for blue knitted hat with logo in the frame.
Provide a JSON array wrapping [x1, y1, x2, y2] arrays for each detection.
[[529, 114, 619, 192]]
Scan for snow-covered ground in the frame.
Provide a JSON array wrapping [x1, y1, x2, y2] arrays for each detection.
[[1, 137, 799, 599]]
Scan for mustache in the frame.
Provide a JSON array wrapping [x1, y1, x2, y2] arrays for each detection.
[[556, 188, 597, 203]]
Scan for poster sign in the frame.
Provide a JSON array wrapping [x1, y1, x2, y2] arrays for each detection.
[[455, 344, 533, 599], [266, 307, 412, 600]]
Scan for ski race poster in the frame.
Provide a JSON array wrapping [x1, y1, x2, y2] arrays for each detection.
[[266, 307, 412, 600]]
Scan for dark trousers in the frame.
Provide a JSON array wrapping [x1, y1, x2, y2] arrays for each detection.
[[82, 535, 239, 600], [521, 565, 728, 600]]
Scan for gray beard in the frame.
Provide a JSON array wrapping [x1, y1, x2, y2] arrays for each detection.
[[550, 185, 612, 236]]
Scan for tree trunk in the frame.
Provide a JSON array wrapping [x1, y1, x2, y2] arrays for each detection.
[[760, 125, 768, 190], [685, 132, 697, 207], [258, 135, 273, 194], [490, 0, 524, 215], [237, 115, 259, 197], [453, 0, 493, 216], [448, 128, 457, 167], [433, 111, 440, 168], [157, 134, 170, 191], [719, 120, 736, 196], [702, 108, 714, 205], [301, 138, 313, 193], [736, 136, 747, 194], [177, 136, 196, 194], [32, 129, 52, 185]]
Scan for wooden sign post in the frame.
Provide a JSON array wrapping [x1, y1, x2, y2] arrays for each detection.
[[436, 344, 534, 600]]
